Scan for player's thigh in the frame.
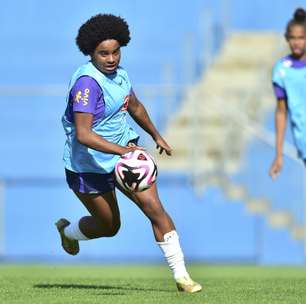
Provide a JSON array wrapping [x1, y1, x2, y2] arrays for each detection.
[[74, 190, 120, 223], [134, 183, 166, 214], [116, 182, 165, 217]]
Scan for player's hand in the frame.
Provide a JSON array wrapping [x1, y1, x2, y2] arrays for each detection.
[[120, 143, 145, 156], [154, 135, 172, 156], [269, 156, 283, 180]]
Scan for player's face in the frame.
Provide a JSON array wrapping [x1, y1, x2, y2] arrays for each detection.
[[286, 25, 306, 58], [91, 39, 121, 74]]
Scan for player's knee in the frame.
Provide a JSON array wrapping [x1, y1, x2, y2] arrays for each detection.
[[104, 220, 121, 237]]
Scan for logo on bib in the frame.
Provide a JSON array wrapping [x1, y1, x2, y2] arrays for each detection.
[[120, 95, 129, 111]]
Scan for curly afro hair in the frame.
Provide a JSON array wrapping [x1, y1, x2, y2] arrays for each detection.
[[76, 14, 131, 55]]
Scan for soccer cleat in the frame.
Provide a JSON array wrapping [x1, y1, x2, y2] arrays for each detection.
[[176, 276, 202, 293], [55, 218, 79, 256]]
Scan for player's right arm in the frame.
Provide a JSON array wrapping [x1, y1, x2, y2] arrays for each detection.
[[269, 61, 288, 180], [269, 98, 287, 179], [74, 112, 136, 155]]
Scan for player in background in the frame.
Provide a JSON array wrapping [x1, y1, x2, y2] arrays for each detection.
[[269, 8, 306, 179], [55, 14, 202, 293]]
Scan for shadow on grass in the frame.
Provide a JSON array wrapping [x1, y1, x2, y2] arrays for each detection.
[[34, 283, 173, 293]]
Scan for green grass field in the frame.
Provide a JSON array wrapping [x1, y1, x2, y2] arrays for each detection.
[[1, 264, 306, 304]]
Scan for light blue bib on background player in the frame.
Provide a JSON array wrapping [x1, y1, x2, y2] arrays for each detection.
[[62, 62, 139, 173], [272, 56, 306, 159]]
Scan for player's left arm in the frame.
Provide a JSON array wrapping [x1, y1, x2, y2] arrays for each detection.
[[128, 90, 172, 155]]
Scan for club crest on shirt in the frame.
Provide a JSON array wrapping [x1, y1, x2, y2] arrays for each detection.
[[74, 88, 90, 106], [120, 95, 129, 111]]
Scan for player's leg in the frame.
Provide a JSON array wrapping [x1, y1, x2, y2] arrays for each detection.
[[75, 190, 121, 238], [56, 190, 121, 255], [116, 182, 202, 293], [56, 169, 121, 255], [116, 182, 174, 240]]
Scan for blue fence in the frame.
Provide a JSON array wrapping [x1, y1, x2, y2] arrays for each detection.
[[1, 0, 306, 263]]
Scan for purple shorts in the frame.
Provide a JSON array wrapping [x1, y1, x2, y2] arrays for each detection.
[[65, 169, 115, 194], [65, 138, 139, 194]]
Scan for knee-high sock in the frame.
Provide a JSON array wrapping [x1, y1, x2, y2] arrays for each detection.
[[157, 230, 189, 280]]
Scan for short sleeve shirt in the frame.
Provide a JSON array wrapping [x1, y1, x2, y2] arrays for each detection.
[[65, 76, 105, 124]]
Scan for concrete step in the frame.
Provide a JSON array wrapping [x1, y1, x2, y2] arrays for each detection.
[[246, 198, 270, 214], [290, 225, 305, 240], [268, 211, 293, 228]]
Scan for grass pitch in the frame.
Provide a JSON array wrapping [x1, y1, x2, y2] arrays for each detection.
[[1, 264, 306, 304]]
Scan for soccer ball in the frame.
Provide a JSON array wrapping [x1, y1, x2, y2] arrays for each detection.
[[115, 150, 158, 192]]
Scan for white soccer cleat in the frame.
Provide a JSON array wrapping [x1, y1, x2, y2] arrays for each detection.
[[176, 276, 202, 293]]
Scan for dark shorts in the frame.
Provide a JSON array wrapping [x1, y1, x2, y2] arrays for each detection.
[[65, 168, 115, 194], [65, 138, 139, 194]]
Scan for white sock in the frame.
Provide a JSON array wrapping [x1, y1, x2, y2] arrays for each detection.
[[157, 230, 190, 280], [64, 220, 89, 240]]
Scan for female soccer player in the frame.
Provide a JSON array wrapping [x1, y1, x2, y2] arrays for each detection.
[[56, 14, 201, 293], [269, 8, 306, 179]]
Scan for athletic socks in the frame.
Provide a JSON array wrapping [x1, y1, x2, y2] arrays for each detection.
[[157, 230, 190, 280], [63, 223, 189, 280], [63, 220, 89, 241]]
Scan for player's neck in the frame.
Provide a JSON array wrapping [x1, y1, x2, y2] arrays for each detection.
[[290, 52, 306, 61], [90, 60, 118, 77]]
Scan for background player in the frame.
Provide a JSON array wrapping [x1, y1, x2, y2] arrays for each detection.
[[269, 8, 306, 179], [56, 14, 202, 293]]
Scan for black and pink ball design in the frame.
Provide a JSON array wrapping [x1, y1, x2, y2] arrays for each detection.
[[115, 150, 158, 192]]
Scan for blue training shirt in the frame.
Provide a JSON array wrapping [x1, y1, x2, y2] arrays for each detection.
[[272, 55, 306, 159], [62, 62, 139, 173]]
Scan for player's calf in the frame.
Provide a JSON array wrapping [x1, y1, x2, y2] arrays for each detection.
[[79, 216, 121, 238]]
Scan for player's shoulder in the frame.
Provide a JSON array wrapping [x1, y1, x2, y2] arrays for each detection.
[[273, 55, 293, 69], [71, 61, 103, 82], [71, 75, 102, 97], [73, 75, 101, 89], [73, 62, 93, 76], [74, 75, 99, 86]]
